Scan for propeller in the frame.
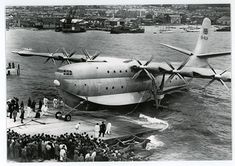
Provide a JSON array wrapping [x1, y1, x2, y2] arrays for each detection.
[[131, 55, 153, 80], [82, 49, 101, 61], [131, 56, 167, 110], [61, 48, 77, 64], [204, 62, 230, 91], [164, 57, 190, 85], [44, 48, 60, 65]]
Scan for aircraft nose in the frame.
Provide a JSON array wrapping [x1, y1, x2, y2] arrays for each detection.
[[54, 79, 60, 87]]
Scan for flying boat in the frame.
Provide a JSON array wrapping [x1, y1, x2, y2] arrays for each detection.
[[12, 18, 231, 121]]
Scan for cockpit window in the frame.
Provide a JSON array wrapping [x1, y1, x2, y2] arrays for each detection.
[[63, 70, 72, 75]]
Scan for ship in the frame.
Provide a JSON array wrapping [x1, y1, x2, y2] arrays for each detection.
[[216, 26, 230, 32], [59, 18, 86, 33], [110, 25, 144, 34]]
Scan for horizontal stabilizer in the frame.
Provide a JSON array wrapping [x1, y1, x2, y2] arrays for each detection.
[[160, 43, 193, 56], [197, 51, 231, 58]]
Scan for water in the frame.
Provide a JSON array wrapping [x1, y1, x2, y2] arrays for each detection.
[[6, 27, 231, 160]]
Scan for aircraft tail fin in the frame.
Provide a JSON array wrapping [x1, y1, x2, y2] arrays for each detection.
[[185, 17, 211, 67], [193, 18, 211, 55], [161, 18, 230, 68], [186, 18, 230, 67]]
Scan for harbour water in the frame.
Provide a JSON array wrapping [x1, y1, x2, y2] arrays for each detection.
[[6, 27, 231, 160]]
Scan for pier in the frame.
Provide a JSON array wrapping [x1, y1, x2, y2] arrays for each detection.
[[7, 104, 166, 141]]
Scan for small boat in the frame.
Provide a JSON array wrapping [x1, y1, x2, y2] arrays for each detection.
[[185, 25, 200, 32]]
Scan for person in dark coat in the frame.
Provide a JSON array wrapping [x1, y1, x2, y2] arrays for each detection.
[[27, 97, 32, 108], [9, 100, 14, 119], [14, 140, 20, 160], [35, 109, 40, 118], [99, 121, 106, 137], [31, 100, 36, 112], [21, 146, 27, 162], [20, 101, 25, 123], [38, 100, 43, 111]]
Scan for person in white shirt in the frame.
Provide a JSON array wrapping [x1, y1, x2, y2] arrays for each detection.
[[94, 123, 100, 138], [106, 122, 112, 135], [75, 122, 81, 133], [85, 152, 91, 161], [53, 98, 58, 108], [60, 146, 66, 162], [91, 150, 96, 161]]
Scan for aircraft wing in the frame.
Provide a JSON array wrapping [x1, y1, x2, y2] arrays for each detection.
[[139, 63, 231, 82], [12, 50, 86, 63], [197, 51, 231, 58], [12, 50, 54, 57], [179, 67, 231, 81]]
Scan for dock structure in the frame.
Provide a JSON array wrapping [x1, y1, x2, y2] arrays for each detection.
[[7, 105, 166, 141]]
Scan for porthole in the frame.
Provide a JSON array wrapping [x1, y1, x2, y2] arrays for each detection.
[[107, 71, 109, 73], [85, 84, 87, 86], [96, 67, 98, 69], [112, 86, 114, 89], [121, 86, 123, 88], [106, 87, 108, 90], [120, 70, 122, 73], [125, 70, 128, 72], [114, 70, 116, 73]]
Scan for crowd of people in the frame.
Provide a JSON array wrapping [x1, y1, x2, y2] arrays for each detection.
[[6, 97, 149, 162], [6, 97, 63, 123], [7, 129, 146, 162], [7, 97, 43, 123]]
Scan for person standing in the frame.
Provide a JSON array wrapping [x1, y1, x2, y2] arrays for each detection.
[[38, 99, 42, 111], [12, 108, 18, 122], [21, 146, 27, 162], [27, 105, 32, 118], [99, 121, 106, 137], [85, 152, 92, 162], [27, 97, 32, 108], [31, 100, 36, 112], [77, 153, 84, 161], [105, 122, 112, 135], [20, 101, 25, 123], [60, 146, 67, 162], [75, 122, 81, 134], [94, 123, 100, 138], [43, 97, 49, 106], [8, 100, 13, 118], [91, 150, 96, 161], [9, 99, 15, 119], [53, 98, 58, 108]]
